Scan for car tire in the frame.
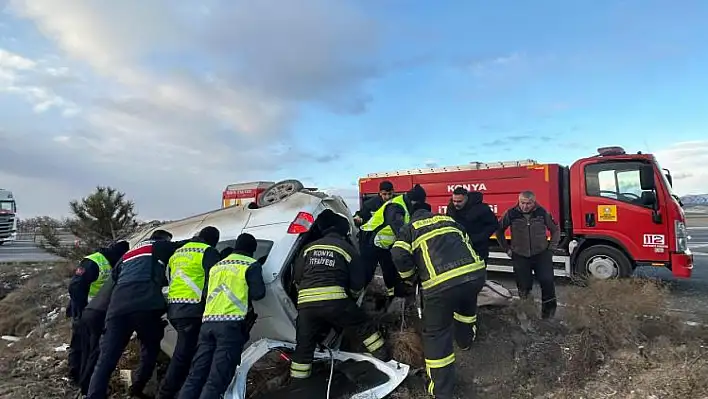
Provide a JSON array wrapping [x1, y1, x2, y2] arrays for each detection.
[[256, 179, 305, 207], [573, 244, 632, 281]]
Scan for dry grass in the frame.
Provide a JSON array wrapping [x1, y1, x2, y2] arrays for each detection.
[[0, 261, 74, 336]]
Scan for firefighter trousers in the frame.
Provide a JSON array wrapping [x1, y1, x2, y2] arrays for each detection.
[[422, 278, 486, 399], [178, 321, 246, 399], [512, 250, 557, 318], [290, 299, 391, 379], [158, 317, 202, 399], [78, 309, 105, 395], [86, 310, 166, 399]]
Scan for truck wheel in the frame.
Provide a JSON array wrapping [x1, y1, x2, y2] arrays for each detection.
[[574, 245, 632, 280], [257, 179, 304, 207]]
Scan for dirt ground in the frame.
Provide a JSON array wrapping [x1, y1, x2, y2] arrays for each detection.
[[1, 261, 707, 399]]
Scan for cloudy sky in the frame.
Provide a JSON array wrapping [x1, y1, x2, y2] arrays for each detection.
[[1, 0, 707, 220]]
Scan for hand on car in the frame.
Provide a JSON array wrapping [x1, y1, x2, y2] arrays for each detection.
[[353, 215, 363, 226]]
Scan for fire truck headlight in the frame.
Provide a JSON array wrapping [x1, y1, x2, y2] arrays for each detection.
[[675, 220, 688, 253]]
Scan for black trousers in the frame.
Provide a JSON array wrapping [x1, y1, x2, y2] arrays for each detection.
[[68, 317, 83, 383], [158, 317, 202, 399], [422, 279, 486, 399], [78, 309, 106, 395], [86, 310, 166, 399], [291, 299, 390, 379], [512, 250, 557, 318], [178, 321, 246, 399], [360, 240, 402, 297]]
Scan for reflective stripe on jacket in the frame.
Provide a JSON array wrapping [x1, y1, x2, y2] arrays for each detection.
[[167, 242, 208, 304], [202, 253, 254, 322], [391, 211, 486, 294], [86, 252, 111, 299], [360, 195, 410, 249]]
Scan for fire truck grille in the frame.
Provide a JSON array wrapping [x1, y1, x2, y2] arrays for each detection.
[[0, 215, 15, 238]]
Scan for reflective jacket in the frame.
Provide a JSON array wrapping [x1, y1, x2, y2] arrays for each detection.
[[391, 209, 486, 295], [293, 232, 365, 308], [85, 252, 111, 299], [360, 195, 410, 249], [203, 253, 265, 322], [166, 240, 221, 320]]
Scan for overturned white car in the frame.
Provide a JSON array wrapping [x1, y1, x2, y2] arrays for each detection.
[[127, 180, 512, 398]]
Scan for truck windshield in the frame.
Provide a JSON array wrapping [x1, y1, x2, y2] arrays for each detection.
[[0, 201, 15, 212]]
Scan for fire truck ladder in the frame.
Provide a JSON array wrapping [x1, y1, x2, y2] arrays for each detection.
[[366, 159, 539, 178]]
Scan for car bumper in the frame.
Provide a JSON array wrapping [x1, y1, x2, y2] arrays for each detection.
[[671, 250, 694, 279], [0, 232, 17, 242]]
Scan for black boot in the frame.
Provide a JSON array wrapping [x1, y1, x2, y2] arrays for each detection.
[[541, 299, 557, 319]]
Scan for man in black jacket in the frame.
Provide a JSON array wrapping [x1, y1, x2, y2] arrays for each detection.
[[446, 187, 499, 263], [157, 226, 223, 399], [289, 209, 391, 381], [497, 191, 560, 319], [87, 229, 190, 399], [353, 180, 394, 226], [67, 241, 129, 384]]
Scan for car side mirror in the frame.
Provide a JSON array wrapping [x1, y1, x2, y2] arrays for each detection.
[[640, 164, 655, 191]]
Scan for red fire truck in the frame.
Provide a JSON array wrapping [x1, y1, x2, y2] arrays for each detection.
[[358, 147, 693, 280], [222, 181, 274, 208]]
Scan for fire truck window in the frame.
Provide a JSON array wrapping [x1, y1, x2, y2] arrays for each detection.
[[585, 162, 652, 207]]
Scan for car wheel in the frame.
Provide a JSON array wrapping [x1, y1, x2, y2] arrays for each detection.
[[574, 244, 632, 280], [257, 179, 305, 207]]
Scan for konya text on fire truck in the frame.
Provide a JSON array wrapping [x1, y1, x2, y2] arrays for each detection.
[[359, 146, 693, 280], [0, 188, 17, 245]]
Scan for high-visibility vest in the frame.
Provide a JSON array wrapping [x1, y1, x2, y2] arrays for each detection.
[[202, 253, 254, 322], [360, 195, 410, 248], [167, 242, 209, 304], [86, 252, 111, 299]]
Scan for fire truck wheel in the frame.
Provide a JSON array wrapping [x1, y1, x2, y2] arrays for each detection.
[[574, 244, 632, 280], [257, 179, 305, 207]]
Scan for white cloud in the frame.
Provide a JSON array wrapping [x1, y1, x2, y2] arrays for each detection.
[[1, 0, 387, 218], [655, 140, 708, 195]]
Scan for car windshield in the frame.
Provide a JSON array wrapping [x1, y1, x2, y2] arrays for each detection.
[[0, 201, 14, 212]]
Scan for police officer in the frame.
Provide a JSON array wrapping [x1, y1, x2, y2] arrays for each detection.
[[359, 184, 427, 299], [87, 229, 189, 399], [391, 203, 487, 399], [157, 226, 222, 399], [289, 209, 391, 381], [178, 233, 266, 399], [67, 241, 129, 384]]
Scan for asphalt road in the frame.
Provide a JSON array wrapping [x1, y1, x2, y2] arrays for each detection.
[[0, 238, 63, 263]]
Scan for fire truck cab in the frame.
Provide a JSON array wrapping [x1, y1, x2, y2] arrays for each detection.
[[358, 147, 693, 280]]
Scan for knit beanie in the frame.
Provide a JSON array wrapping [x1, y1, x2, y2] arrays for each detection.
[[407, 184, 427, 203]]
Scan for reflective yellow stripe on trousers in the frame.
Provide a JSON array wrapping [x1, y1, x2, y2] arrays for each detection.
[[425, 353, 456, 395]]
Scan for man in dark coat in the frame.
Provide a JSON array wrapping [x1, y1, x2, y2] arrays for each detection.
[[446, 187, 498, 263]]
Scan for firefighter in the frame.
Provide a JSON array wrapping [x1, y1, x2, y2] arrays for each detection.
[[359, 183, 427, 299], [391, 203, 487, 399], [177, 233, 266, 399], [87, 229, 190, 399], [157, 226, 222, 399], [289, 209, 391, 381], [67, 241, 129, 384]]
